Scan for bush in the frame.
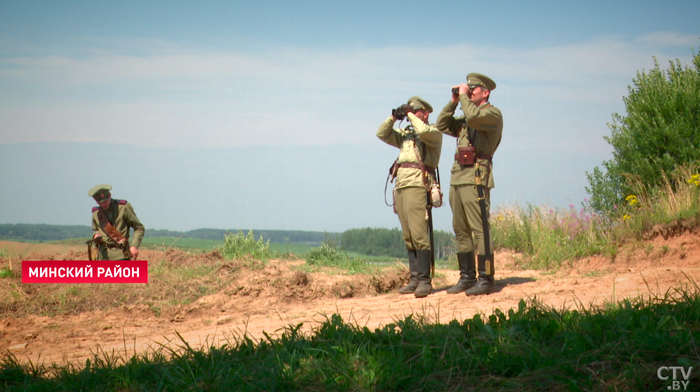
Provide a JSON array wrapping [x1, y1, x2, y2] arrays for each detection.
[[306, 239, 366, 272], [586, 48, 700, 212], [218, 230, 273, 262]]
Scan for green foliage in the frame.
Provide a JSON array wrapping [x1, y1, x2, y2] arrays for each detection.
[[0, 223, 339, 246], [0, 223, 93, 242], [218, 230, 273, 263], [4, 291, 700, 391], [492, 202, 619, 268], [494, 163, 700, 266], [306, 238, 367, 272], [340, 227, 455, 259], [587, 48, 700, 212]]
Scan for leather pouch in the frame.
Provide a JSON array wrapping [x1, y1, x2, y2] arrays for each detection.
[[456, 146, 476, 166]]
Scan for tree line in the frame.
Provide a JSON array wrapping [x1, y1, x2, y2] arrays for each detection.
[[0, 224, 457, 258], [0, 223, 339, 245], [340, 227, 456, 259]]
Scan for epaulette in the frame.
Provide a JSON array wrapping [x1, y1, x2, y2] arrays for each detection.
[[92, 207, 99, 213], [116, 199, 127, 205]]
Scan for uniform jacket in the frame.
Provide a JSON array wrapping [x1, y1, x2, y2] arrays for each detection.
[[377, 113, 443, 190], [436, 97, 502, 188], [91, 199, 145, 260]]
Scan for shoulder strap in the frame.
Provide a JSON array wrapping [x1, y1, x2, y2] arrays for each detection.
[[97, 208, 127, 243]]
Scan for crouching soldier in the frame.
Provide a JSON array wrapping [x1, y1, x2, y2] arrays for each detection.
[[88, 184, 145, 260]]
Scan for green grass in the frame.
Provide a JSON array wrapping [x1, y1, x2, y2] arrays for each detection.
[[3, 287, 700, 391], [141, 237, 222, 251], [492, 165, 700, 269]]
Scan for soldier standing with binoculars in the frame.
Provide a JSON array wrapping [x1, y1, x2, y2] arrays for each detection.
[[377, 97, 443, 298], [437, 73, 503, 296]]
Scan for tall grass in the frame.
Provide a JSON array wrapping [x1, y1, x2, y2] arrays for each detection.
[[4, 287, 700, 391], [305, 238, 369, 274], [219, 230, 273, 267], [492, 164, 700, 268]]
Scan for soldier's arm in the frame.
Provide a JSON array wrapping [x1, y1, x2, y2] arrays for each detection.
[[459, 97, 502, 132], [91, 212, 103, 241], [436, 100, 462, 137], [407, 113, 442, 149], [376, 117, 402, 148], [125, 203, 145, 249]]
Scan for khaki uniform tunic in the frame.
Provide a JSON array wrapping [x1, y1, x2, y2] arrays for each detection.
[[377, 113, 442, 250], [436, 97, 503, 254], [91, 200, 145, 260]]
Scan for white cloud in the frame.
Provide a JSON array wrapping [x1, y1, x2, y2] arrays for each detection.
[[0, 33, 694, 150], [637, 32, 699, 47]]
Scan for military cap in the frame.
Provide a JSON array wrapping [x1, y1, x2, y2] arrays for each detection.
[[88, 184, 112, 202], [407, 96, 433, 113], [466, 73, 497, 91]]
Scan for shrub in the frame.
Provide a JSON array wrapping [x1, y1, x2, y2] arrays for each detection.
[[306, 239, 367, 272], [587, 48, 700, 212], [218, 230, 273, 262]]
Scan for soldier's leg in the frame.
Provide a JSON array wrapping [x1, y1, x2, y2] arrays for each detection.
[[400, 187, 432, 297], [449, 185, 474, 253], [462, 186, 495, 296], [446, 185, 477, 294], [395, 188, 415, 250], [396, 188, 419, 294]]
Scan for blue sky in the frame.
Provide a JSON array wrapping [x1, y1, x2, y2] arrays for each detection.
[[1, 1, 698, 233]]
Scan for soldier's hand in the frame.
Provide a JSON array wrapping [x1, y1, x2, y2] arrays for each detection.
[[458, 83, 470, 96], [130, 246, 139, 260], [92, 233, 103, 245]]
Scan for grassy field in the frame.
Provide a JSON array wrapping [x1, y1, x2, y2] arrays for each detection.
[[2, 290, 698, 391]]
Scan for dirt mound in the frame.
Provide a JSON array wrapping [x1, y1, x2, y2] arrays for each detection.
[[2, 231, 700, 368]]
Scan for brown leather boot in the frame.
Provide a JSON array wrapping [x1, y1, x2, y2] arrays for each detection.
[[447, 251, 477, 294], [414, 249, 432, 298], [399, 250, 418, 294], [465, 254, 495, 296]]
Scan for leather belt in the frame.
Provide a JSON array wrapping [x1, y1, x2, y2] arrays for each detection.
[[399, 162, 436, 177], [454, 153, 492, 161]]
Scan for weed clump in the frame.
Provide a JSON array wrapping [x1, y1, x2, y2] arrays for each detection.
[[219, 230, 273, 264]]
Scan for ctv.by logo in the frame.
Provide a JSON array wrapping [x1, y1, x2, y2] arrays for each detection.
[[658, 366, 692, 390]]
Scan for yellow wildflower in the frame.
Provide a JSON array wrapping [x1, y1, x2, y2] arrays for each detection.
[[687, 174, 700, 187], [625, 195, 638, 206], [623, 214, 631, 221]]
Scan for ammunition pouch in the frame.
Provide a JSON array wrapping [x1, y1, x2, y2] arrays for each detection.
[[455, 146, 476, 165], [455, 146, 493, 166]]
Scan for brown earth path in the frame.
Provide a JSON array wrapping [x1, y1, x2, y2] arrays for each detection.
[[1, 232, 700, 368]]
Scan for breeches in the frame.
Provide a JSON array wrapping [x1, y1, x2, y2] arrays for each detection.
[[449, 184, 492, 254], [395, 187, 430, 251]]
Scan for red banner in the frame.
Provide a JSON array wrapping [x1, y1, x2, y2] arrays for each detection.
[[22, 260, 148, 283]]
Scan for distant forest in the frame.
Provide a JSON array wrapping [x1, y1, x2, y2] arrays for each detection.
[[0, 223, 339, 245], [0, 224, 457, 259], [340, 227, 456, 259]]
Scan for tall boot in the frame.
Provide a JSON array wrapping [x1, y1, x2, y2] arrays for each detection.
[[465, 254, 495, 296], [414, 249, 432, 298], [399, 250, 419, 294], [446, 251, 476, 294]]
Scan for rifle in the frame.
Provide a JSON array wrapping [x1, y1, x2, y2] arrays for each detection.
[[86, 238, 96, 261], [475, 163, 494, 275], [85, 237, 132, 260], [427, 205, 435, 279]]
